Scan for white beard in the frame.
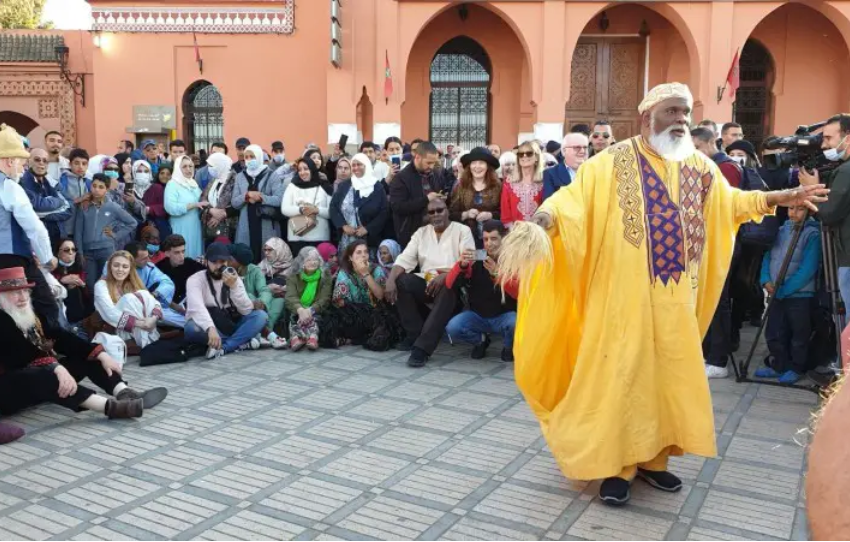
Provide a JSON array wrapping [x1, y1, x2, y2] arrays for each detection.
[[0, 293, 38, 333], [649, 120, 696, 162]]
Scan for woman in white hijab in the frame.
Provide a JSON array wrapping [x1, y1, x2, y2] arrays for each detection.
[[164, 155, 206, 259], [232, 143, 284, 262], [199, 152, 236, 243], [329, 152, 388, 256]]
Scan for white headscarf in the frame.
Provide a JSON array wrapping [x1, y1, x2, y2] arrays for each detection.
[[205, 152, 233, 207], [132, 160, 153, 197], [350, 152, 378, 198], [244, 144, 267, 177], [170, 155, 199, 190]]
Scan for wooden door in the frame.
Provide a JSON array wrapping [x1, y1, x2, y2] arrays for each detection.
[[565, 38, 645, 143]]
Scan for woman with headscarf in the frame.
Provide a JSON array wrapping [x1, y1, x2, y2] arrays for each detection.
[[285, 247, 333, 351], [232, 144, 284, 262], [377, 239, 401, 274], [329, 152, 389, 256], [143, 161, 172, 239], [281, 158, 332, 255], [164, 155, 206, 259], [333, 156, 352, 194], [116, 153, 133, 183], [317, 242, 339, 277], [200, 152, 237, 244], [304, 148, 332, 190], [228, 243, 288, 350], [260, 237, 293, 296]]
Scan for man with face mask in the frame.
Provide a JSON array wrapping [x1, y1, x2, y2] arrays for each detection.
[[0, 124, 60, 330], [20, 148, 72, 247], [183, 242, 268, 359], [800, 113, 850, 313]]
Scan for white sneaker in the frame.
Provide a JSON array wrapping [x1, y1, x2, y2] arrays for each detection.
[[250, 338, 261, 350], [258, 336, 271, 348], [705, 365, 729, 379], [270, 336, 288, 350], [206, 347, 225, 360]]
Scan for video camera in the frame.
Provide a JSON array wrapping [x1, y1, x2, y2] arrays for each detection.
[[762, 121, 837, 174]]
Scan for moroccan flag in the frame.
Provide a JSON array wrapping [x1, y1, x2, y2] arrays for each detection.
[[726, 48, 740, 99], [193, 31, 203, 74], [384, 50, 393, 101]]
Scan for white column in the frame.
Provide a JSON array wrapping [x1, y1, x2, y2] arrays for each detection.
[[517, 132, 535, 145], [327, 123, 359, 145], [533, 122, 564, 144], [373, 123, 401, 145]]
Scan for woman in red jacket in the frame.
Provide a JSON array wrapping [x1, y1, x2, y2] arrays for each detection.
[[500, 141, 544, 228]]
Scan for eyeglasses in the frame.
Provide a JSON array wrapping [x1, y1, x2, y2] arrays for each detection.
[[564, 146, 588, 153], [592, 133, 611, 139], [61, 247, 77, 254], [516, 151, 536, 159]]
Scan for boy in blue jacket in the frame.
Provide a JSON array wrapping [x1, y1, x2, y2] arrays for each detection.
[[756, 205, 822, 384]]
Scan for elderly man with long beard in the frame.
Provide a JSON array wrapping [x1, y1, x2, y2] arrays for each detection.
[[0, 267, 167, 428], [498, 82, 829, 506]]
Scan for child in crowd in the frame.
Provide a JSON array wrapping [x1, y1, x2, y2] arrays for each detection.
[[756, 205, 822, 384]]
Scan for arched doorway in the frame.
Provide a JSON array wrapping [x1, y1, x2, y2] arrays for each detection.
[[0, 111, 39, 138], [429, 36, 491, 150], [182, 81, 224, 154], [735, 40, 774, 150]]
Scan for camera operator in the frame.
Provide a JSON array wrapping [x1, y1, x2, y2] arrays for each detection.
[[799, 113, 850, 312]]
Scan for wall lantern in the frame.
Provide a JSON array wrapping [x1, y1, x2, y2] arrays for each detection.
[[54, 45, 86, 107]]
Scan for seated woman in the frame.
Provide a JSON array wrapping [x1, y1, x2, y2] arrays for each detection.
[[329, 240, 403, 350], [228, 243, 287, 350], [285, 247, 332, 352], [259, 237, 293, 332], [377, 239, 401, 275], [52, 238, 94, 332], [94, 251, 163, 349], [317, 242, 339, 277]]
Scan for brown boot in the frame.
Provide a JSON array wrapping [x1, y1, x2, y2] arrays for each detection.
[[106, 398, 144, 419], [116, 387, 168, 409]]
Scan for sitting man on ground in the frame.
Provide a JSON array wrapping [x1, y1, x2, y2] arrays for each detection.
[[756, 205, 822, 384], [156, 234, 205, 312], [385, 197, 475, 367], [0, 267, 167, 422], [184, 242, 268, 359], [119, 242, 185, 328], [445, 220, 519, 362], [228, 243, 287, 349]]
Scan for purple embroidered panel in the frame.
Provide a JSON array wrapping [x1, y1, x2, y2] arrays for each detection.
[[637, 153, 686, 286]]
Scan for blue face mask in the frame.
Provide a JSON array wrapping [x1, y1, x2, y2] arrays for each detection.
[[246, 159, 261, 171], [104, 170, 119, 180], [147, 244, 160, 254]]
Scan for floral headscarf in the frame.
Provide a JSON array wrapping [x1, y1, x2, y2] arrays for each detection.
[[259, 237, 293, 278]]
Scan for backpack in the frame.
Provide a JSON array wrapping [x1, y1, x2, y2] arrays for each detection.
[[737, 165, 780, 247], [139, 337, 205, 367]]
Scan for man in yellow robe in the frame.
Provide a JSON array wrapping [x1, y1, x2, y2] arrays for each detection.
[[500, 83, 828, 506]]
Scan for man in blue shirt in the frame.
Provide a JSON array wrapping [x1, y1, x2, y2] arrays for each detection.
[[542, 132, 589, 201]]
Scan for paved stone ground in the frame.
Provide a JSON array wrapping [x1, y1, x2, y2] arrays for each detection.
[[0, 327, 817, 541]]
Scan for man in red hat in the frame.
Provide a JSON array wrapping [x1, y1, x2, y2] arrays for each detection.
[[0, 267, 168, 429]]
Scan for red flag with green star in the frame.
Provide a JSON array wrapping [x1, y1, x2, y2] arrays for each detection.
[[384, 50, 393, 102]]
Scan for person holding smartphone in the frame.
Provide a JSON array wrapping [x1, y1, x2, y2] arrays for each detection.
[[444, 221, 518, 362]]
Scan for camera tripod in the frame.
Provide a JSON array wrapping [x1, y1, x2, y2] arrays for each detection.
[[730, 220, 845, 394]]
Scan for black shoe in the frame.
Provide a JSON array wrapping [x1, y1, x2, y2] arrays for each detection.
[[599, 477, 631, 506], [637, 469, 682, 492], [407, 347, 429, 368], [117, 387, 168, 409], [397, 337, 415, 351], [500, 347, 514, 363], [471, 336, 491, 359]]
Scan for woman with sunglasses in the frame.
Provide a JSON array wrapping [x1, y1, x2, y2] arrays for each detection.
[[500, 141, 544, 229], [52, 238, 95, 334]]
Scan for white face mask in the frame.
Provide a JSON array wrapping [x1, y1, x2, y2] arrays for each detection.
[[824, 136, 848, 162], [730, 155, 746, 167], [273, 153, 285, 164], [135, 172, 152, 184], [207, 165, 218, 179]]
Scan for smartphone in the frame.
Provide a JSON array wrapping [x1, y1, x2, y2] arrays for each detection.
[[338, 133, 349, 151], [475, 249, 488, 261], [123, 181, 134, 196], [391, 155, 401, 167]]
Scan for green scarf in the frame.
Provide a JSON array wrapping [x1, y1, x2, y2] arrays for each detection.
[[300, 269, 322, 307]]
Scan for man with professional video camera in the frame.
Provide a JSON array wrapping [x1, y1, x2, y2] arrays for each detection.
[[798, 114, 850, 315]]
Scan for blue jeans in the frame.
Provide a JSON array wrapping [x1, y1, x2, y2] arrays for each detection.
[[184, 310, 268, 353], [445, 311, 517, 348]]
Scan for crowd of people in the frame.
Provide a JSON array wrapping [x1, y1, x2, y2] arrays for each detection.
[[0, 103, 836, 448]]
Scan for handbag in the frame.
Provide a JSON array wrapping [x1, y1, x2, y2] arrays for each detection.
[[291, 188, 319, 236]]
